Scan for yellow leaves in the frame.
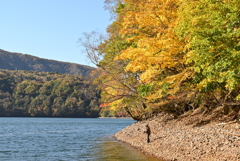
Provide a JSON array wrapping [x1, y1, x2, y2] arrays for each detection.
[[100, 0, 193, 112], [197, 79, 209, 90], [167, 68, 194, 86], [139, 67, 162, 83], [185, 50, 194, 62], [115, 32, 183, 82], [99, 0, 240, 116], [109, 99, 124, 111], [105, 86, 118, 96], [118, 1, 183, 63], [125, 63, 147, 73], [235, 94, 240, 101]]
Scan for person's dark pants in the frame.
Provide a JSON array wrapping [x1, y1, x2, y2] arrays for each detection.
[[146, 134, 150, 143]]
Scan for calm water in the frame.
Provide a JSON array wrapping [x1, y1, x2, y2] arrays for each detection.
[[0, 118, 161, 161]]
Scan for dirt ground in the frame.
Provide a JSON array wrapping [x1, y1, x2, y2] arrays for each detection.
[[114, 113, 240, 161]]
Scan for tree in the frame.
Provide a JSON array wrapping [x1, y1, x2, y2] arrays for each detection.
[[112, 0, 195, 116], [177, 1, 240, 97], [0, 69, 101, 117], [79, 1, 151, 120], [175, 0, 240, 117]]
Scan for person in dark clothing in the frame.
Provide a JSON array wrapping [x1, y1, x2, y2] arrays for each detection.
[[144, 124, 151, 143]]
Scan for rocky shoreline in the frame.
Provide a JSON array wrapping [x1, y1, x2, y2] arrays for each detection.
[[114, 113, 240, 161]]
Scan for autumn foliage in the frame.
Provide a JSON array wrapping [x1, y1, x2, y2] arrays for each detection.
[[81, 0, 240, 120], [0, 70, 101, 117]]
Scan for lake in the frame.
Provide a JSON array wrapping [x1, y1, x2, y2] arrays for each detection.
[[0, 118, 161, 161]]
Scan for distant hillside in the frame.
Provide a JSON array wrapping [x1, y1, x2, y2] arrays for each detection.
[[0, 49, 95, 77], [0, 69, 101, 117]]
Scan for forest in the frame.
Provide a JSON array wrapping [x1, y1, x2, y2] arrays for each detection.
[[0, 69, 101, 117], [0, 49, 94, 77], [79, 0, 240, 121]]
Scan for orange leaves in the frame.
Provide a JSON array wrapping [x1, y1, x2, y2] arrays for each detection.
[[100, 103, 109, 108]]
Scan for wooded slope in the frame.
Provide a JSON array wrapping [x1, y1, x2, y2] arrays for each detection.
[[0, 69, 100, 117], [0, 49, 94, 77]]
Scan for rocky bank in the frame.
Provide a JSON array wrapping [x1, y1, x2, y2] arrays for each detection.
[[114, 113, 240, 161]]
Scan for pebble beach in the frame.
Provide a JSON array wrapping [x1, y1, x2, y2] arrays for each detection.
[[114, 113, 240, 161]]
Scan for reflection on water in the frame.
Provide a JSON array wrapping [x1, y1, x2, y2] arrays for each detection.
[[94, 136, 163, 161], [0, 118, 163, 161]]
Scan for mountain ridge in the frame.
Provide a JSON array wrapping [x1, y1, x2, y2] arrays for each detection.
[[0, 49, 95, 77]]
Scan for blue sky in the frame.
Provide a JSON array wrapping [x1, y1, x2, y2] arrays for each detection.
[[0, 0, 112, 67]]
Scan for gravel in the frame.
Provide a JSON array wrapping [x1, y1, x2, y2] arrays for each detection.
[[114, 113, 240, 161]]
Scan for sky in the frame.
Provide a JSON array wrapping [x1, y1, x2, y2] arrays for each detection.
[[0, 0, 112, 67]]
